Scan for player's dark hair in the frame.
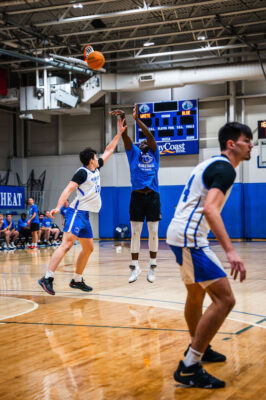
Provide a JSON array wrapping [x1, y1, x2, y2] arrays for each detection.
[[79, 147, 97, 166], [6, 213, 12, 217], [21, 213, 26, 217], [219, 122, 253, 151]]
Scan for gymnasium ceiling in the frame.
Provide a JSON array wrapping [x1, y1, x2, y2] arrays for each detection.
[[0, 0, 266, 78]]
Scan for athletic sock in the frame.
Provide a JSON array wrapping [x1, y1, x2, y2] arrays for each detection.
[[184, 346, 203, 367], [149, 258, 156, 266], [131, 260, 139, 268], [45, 270, 54, 279], [74, 273, 83, 282]]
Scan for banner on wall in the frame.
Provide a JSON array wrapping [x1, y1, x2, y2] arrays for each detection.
[[0, 186, 25, 209]]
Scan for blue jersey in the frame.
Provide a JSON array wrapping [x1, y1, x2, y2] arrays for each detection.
[[42, 217, 52, 228], [126, 144, 160, 192], [17, 218, 28, 231], [29, 204, 39, 223], [60, 206, 69, 218], [3, 219, 15, 230]]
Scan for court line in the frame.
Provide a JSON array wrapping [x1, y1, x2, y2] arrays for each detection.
[[0, 320, 234, 334], [233, 317, 266, 333], [0, 289, 265, 319], [0, 298, 38, 322]]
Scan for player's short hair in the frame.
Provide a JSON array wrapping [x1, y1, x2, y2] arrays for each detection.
[[79, 147, 97, 166], [21, 213, 26, 217], [219, 122, 253, 151], [6, 213, 12, 217]]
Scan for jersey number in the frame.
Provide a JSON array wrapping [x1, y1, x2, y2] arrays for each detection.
[[183, 174, 195, 202], [95, 185, 100, 193]]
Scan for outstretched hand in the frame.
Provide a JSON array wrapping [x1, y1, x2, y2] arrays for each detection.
[[118, 117, 127, 134], [109, 109, 125, 118]]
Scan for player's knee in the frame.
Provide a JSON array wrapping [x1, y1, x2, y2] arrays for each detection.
[[225, 293, 235, 311], [62, 241, 73, 252]]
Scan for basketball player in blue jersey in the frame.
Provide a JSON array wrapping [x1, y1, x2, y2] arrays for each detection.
[[111, 105, 161, 283], [38, 118, 126, 295], [166, 122, 253, 388]]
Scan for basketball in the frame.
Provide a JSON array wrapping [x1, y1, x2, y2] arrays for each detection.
[[84, 45, 105, 70]]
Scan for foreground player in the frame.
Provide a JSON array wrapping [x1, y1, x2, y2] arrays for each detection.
[[38, 119, 126, 295], [167, 122, 253, 388], [111, 105, 161, 283]]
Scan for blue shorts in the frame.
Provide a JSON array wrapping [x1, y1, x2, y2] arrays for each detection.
[[169, 245, 226, 288], [63, 208, 93, 239]]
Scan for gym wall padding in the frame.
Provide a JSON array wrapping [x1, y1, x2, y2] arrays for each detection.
[[99, 182, 254, 239]]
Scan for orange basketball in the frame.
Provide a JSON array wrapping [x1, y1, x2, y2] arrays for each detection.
[[86, 50, 105, 70]]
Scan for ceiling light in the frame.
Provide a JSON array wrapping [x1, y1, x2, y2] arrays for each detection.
[[197, 34, 206, 41], [73, 3, 83, 8], [144, 41, 155, 47]]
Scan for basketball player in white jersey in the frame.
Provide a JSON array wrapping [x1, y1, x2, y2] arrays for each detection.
[[167, 122, 253, 388], [38, 118, 126, 295]]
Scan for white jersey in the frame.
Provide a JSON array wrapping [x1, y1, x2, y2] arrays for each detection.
[[70, 167, 101, 212], [166, 156, 234, 248]]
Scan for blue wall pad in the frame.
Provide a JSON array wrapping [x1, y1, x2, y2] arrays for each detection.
[[99, 183, 265, 239], [244, 183, 266, 238]]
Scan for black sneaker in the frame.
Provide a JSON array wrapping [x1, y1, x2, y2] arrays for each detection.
[[38, 276, 55, 295], [69, 278, 93, 292], [174, 360, 225, 389], [184, 344, 226, 363]]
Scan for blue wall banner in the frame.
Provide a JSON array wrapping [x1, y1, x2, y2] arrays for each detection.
[[0, 186, 25, 209]]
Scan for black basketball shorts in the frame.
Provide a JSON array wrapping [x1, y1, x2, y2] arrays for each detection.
[[130, 190, 161, 222], [31, 223, 40, 232]]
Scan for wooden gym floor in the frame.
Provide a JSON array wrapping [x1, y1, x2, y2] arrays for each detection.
[[0, 240, 265, 400]]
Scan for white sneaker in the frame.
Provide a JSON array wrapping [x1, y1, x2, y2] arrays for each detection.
[[147, 265, 156, 283], [128, 265, 142, 283], [10, 242, 16, 249]]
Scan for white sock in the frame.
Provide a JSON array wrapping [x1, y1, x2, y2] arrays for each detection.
[[184, 346, 203, 367], [131, 260, 139, 268], [45, 270, 54, 279], [74, 273, 82, 282], [149, 258, 156, 266]]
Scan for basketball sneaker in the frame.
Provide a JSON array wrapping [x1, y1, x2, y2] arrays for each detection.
[[174, 360, 225, 389], [38, 276, 55, 295], [69, 278, 93, 292], [147, 264, 156, 283], [184, 344, 226, 363], [128, 265, 142, 283]]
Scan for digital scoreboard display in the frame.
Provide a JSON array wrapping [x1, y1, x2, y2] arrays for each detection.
[[258, 120, 266, 139], [135, 100, 198, 156]]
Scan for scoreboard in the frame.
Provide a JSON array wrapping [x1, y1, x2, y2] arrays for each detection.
[[135, 99, 199, 156], [258, 120, 266, 139]]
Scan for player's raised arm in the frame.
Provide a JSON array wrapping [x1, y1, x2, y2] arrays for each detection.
[[101, 117, 127, 164], [50, 181, 78, 217], [133, 104, 157, 152], [203, 188, 246, 282], [110, 109, 132, 151]]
